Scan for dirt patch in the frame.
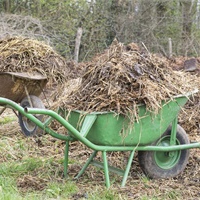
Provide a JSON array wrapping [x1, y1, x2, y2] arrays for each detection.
[[17, 175, 48, 191]]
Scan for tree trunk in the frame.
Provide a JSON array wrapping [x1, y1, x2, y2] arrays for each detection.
[[181, 0, 196, 55], [3, 0, 11, 12], [182, 2, 192, 37]]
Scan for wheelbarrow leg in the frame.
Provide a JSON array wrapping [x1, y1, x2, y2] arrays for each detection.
[[121, 150, 135, 187], [0, 107, 6, 115], [170, 116, 178, 145], [102, 151, 110, 188], [74, 151, 97, 179], [64, 140, 69, 178]]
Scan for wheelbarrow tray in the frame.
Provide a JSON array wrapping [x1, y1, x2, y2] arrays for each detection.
[[66, 94, 189, 146], [0, 72, 47, 103]]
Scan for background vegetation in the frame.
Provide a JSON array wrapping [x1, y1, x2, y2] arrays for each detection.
[[1, 0, 200, 61]]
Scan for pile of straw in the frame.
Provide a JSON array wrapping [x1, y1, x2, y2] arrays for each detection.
[[0, 36, 73, 98], [58, 40, 199, 121], [168, 57, 200, 135], [179, 76, 200, 135]]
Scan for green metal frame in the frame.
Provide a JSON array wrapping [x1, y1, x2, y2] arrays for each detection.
[[0, 96, 200, 187]]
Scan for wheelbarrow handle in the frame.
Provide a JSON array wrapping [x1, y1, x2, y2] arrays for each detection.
[[0, 97, 68, 141]]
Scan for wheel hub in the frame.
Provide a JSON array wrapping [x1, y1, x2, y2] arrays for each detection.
[[154, 136, 181, 169]]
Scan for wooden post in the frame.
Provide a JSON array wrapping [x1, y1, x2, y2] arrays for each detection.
[[168, 38, 172, 58], [74, 27, 83, 63]]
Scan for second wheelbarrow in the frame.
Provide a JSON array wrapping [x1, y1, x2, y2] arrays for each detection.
[[0, 72, 48, 136]]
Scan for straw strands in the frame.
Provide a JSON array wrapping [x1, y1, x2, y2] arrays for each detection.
[[0, 36, 73, 93], [59, 40, 199, 121]]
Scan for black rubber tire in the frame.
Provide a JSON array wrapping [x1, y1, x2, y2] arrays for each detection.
[[138, 124, 190, 179], [18, 95, 45, 137]]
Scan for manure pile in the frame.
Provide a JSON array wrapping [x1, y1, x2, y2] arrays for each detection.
[[169, 57, 200, 135], [0, 36, 73, 98], [179, 95, 200, 136], [59, 40, 199, 121]]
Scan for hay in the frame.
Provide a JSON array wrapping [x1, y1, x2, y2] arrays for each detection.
[[57, 39, 199, 121], [0, 36, 74, 99], [168, 56, 200, 135], [178, 76, 200, 135]]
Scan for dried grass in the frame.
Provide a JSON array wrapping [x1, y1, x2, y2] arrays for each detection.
[[57, 40, 199, 121], [169, 57, 200, 136], [179, 88, 200, 136], [0, 36, 75, 99]]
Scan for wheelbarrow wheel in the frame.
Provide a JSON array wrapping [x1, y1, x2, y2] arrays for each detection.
[[18, 95, 45, 137], [138, 124, 190, 179]]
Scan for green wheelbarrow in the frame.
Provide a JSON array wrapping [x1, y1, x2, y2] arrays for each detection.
[[0, 89, 199, 187]]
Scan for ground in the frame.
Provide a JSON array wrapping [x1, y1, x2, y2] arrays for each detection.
[[0, 107, 199, 200]]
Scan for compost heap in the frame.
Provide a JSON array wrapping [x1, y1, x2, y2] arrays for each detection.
[[170, 58, 200, 136], [179, 93, 200, 136], [58, 39, 199, 123], [0, 36, 74, 98]]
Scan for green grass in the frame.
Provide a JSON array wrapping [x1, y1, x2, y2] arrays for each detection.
[[0, 158, 121, 200], [0, 116, 17, 124], [0, 158, 78, 200], [88, 188, 120, 200], [0, 145, 122, 200], [45, 181, 78, 198]]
